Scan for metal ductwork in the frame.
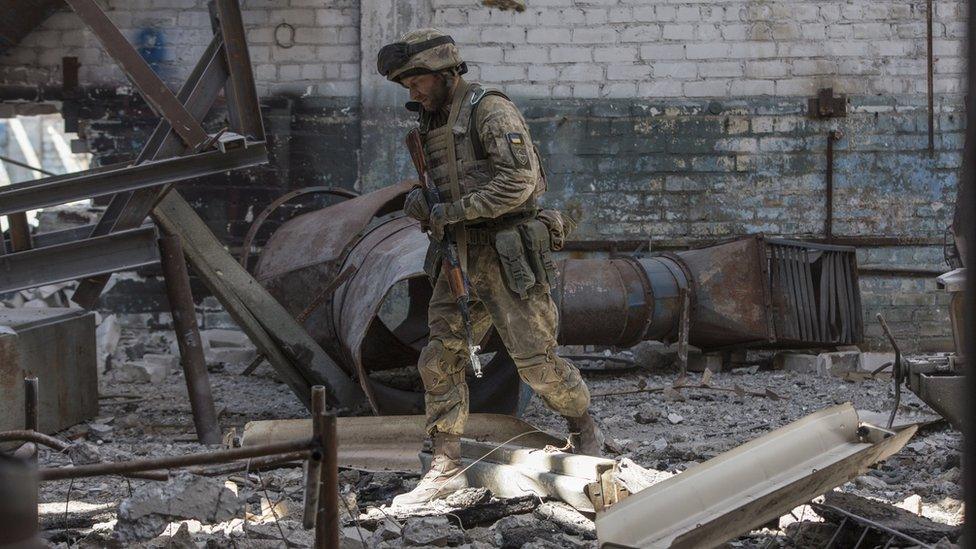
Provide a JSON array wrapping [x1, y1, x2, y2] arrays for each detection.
[[254, 183, 862, 415]]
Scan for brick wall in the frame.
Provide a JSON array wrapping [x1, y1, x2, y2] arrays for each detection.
[[0, 0, 361, 98], [0, 0, 968, 351]]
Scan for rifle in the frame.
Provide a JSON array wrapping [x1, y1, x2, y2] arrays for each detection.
[[405, 129, 483, 378]]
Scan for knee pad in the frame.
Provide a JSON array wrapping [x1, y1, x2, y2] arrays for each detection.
[[418, 340, 465, 394]]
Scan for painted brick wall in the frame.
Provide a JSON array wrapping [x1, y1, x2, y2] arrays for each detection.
[[0, 0, 361, 97], [431, 0, 967, 99], [0, 0, 967, 351]]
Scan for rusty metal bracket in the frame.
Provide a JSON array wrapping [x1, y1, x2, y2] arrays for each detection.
[[808, 88, 848, 119]]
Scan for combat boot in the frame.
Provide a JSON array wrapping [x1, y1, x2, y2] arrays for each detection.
[[392, 432, 469, 508], [564, 412, 605, 456]]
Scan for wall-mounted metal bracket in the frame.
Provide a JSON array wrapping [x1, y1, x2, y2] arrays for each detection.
[[808, 88, 848, 119]]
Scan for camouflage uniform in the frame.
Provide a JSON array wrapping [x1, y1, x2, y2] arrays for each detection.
[[378, 28, 600, 507], [418, 89, 591, 436]]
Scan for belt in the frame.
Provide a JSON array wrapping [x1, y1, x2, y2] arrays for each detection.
[[464, 210, 538, 246]]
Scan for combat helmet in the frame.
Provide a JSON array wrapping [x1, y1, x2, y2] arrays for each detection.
[[376, 28, 466, 83]]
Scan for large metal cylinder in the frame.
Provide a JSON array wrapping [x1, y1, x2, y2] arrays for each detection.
[[255, 184, 862, 415]]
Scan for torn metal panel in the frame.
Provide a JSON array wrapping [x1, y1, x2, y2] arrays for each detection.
[[241, 414, 563, 473], [596, 404, 916, 549]]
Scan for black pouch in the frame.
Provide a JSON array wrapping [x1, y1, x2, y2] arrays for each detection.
[[494, 227, 536, 300], [519, 219, 558, 288], [423, 242, 443, 285]]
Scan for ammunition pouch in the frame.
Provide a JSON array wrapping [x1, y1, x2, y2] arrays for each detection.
[[519, 219, 558, 289], [494, 227, 536, 300]]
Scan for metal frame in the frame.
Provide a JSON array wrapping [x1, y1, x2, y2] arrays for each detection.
[[0, 226, 159, 294]]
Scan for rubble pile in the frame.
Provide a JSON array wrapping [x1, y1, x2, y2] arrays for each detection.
[[25, 326, 962, 548]]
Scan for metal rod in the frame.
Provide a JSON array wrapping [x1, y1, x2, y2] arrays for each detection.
[[38, 438, 313, 481], [676, 289, 691, 376], [825, 130, 840, 241], [0, 154, 55, 176], [304, 386, 325, 529], [312, 386, 338, 549], [823, 516, 847, 549], [876, 313, 903, 429], [0, 430, 67, 451], [926, 0, 935, 155], [23, 376, 38, 432], [158, 234, 222, 445], [812, 503, 933, 548]]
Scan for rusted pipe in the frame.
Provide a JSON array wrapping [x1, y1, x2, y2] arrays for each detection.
[[0, 430, 69, 452], [926, 0, 935, 155], [24, 376, 38, 432], [312, 386, 339, 549], [159, 234, 222, 445], [38, 438, 313, 481]]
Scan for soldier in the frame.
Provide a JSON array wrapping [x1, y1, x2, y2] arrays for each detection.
[[377, 29, 603, 507]]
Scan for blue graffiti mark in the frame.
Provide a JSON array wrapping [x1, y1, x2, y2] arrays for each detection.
[[135, 28, 167, 70]]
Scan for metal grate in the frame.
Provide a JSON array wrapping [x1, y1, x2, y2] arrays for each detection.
[[767, 239, 863, 346]]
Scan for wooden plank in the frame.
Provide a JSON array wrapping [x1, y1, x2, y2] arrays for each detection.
[[151, 191, 363, 409]]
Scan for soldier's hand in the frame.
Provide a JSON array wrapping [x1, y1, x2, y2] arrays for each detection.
[[429, 202, 464, 241], [404, 188, 430, 222]]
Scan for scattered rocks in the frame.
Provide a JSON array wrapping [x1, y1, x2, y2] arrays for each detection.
[[114, 360, 170, 384], [633, 404, 659, 424], [493, 514, 563, 549], [667, 412, 684, 425], [402, 516, 465, 547], [115, 473, 243, 542]]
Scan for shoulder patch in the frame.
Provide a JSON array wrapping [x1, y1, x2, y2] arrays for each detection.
[[506, 133, 529, 168]]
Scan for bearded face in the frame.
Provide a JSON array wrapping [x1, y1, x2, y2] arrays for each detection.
[[401, 73, 451, 113]]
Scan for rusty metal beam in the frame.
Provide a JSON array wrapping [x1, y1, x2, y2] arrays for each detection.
[[215, 0, 264, 140], [0, 226, 159, 294], [151, 191, 363, 409], [158, 234, 222, 445], [0, 143, 267, 216], [63, 0, 208, 149]]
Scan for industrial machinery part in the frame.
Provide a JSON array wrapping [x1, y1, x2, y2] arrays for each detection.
[[255, 184, 863, 415], [0, 308, 97, 434], [595, 404, 915, 549]]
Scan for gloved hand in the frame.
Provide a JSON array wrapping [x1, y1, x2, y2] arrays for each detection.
[[403, 188, 430, 222], [429, 202, 464, 241]]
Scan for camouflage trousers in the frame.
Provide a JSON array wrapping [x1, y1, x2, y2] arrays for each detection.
[[419, 241, 591, 436]]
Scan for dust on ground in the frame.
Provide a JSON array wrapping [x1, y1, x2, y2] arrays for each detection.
[[34, 328, 963, 548]]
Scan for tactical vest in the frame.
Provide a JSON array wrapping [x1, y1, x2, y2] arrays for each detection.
[[418, 81, 545, 222]]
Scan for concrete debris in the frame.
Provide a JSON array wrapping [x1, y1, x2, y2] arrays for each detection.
[[666, 412, 684, 425], [532, 502, 595, 538], [631, 340, 676, 370], [201, 329, 252, 348], [114, 360, 170, 384], [613, 458, 673, 494], [87, 422, 114, 442], [142, 353, 180, 372], [206, 346, 257, 366], [95, 314, 121, 372], [402, 516, 465, 546], [115, 473, 244, 542], [67, 441, 104, 465], [632, 403, 659, 424], [492, 514, 566, 549]]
